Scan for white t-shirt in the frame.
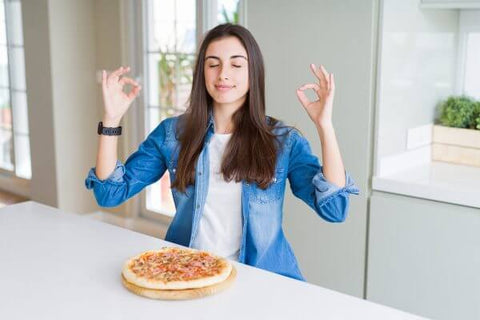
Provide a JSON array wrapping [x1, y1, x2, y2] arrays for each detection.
[[191, 133, 242, 261]]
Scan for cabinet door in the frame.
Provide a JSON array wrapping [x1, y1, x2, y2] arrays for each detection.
[[368, 191, 480, 320]]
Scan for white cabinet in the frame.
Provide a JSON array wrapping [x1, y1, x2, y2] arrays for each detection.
[[367, 191, 480, 320]]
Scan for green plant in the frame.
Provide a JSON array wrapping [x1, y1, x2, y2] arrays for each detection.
[[157, 51, 194, 113], [439, 96, 478, 129], [221, 1, 240, 24], [475, 102, 480, 130]]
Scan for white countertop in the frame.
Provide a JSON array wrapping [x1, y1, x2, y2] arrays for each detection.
[[373, 161, 480, 208], [0, 201, 427, 320]]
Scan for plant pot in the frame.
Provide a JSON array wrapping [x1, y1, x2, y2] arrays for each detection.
[[432, 125, 480, 167]]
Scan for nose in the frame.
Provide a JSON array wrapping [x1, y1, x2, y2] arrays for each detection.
[[218, 66, 229, 80]]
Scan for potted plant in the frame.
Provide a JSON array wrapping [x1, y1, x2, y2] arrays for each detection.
[[432, 96, 480, 167]]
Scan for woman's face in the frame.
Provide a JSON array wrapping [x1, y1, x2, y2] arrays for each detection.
[[204, 36, 249, 109]]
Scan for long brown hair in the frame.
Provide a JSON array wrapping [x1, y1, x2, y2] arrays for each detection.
[[173, 23, 279, 192]]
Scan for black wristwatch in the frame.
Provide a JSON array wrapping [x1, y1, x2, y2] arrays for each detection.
[[97, 121, 122, 136]]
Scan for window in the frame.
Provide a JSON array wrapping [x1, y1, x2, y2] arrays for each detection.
[[0, 0, 31, 180], [141, 0, 243, 218]]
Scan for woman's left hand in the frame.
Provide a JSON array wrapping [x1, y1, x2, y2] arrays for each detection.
[[296, 64, 335, 128]]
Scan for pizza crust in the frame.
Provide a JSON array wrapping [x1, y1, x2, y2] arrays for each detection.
[[121, 247, 233, 290], [121, 266, 237, 300]]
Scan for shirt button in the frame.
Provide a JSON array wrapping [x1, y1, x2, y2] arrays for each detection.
[[172, 168, 176, 173], [198, 171, 202, 175], [196, 204, 200, 209]]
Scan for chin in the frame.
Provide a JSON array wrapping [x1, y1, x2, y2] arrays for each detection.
[[212, 95, 244, 105]]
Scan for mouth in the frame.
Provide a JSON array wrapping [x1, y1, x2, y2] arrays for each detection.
[[215, 84, 235, 92]]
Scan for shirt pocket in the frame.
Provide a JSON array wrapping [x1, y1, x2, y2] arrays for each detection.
[[251, 168, 285, 204]]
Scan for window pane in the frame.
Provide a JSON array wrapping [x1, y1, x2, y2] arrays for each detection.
[[145, 0, 196, 216], [464, 33, 480, 99], [0, 2, 5, 46], [0, 88, 13, 170], [146, 172, 176, 216], [10, 47, 25, 90], [0, 88, 11, 129], [0, 0, 30, 180], [0, 128, 13, 170], [176, 53, 194, 107], [12, 91, 28, 135], [0, 45, 8, 87], [217, 0, 240, 24], [147, 106, 160, 135], [147, 53, 160, 107], [6, 0, 23, 46], [148, 0, 195, 52], [148, 52, 195, 110], [14, 133, 30, 179]]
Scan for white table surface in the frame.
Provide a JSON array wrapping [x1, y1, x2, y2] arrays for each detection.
[[0, 201, 427, 320]]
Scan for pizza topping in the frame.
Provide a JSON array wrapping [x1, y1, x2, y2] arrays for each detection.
[[129, 248, 226, 283]]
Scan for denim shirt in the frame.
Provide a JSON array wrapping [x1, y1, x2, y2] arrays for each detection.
[[85, 115, 359, 281]]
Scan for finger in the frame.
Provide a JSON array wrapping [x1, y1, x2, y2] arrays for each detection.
[[330, 73, 335, 94], [119, 76, 140, 87], [310, 63, 327, 87], [298, 83, 320, 91], [126, 85, 142, 100], [102, 70, 107, 91], [108, 66, 131, 84], [111, 66, 130, 77], [319, 65, 330, 89], [296, 88, 311, 108]]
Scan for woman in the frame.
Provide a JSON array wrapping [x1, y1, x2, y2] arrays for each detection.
[[85, 23, 359, 281]]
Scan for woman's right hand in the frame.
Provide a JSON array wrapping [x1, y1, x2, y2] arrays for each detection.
[[101, 66, 142, 126]]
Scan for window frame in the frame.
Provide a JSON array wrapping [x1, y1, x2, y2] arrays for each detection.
[[122, 0, 245, 225], [0, 0, 31, 198]]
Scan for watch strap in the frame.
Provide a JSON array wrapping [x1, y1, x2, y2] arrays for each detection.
[[98, 121, 122, 136]]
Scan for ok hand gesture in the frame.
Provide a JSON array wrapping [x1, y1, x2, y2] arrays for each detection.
[[102, 66, 142, 125], [296, 64, 335, 129]]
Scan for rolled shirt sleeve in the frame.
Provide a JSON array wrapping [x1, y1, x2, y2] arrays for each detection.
[[84, 121, 168, 208], [287, 129, 360, 223]]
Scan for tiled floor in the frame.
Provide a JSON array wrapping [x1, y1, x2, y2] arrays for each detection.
[[0, 190, 28, 208]]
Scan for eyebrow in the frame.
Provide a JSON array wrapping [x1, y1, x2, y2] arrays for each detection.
[[204, 55, 248, 61]]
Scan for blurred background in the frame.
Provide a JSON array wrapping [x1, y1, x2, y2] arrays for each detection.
[[1, 1, 479, 319]]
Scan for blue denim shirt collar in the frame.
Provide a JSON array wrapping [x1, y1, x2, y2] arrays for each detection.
[[205, 108, 215, 139]]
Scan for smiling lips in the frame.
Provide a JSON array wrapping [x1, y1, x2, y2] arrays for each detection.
[[215, 84, 235, 91]]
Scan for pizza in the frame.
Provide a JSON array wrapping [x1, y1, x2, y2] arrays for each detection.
[[121, 247, 233, 291]]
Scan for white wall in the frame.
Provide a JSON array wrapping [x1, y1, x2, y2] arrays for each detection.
[[48, 0, 98, 212], [23, 0, 104, 213], [247, 0, 378, 297], [22, 0, 58, 207]]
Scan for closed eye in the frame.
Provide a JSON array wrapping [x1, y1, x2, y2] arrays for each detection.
[[209, 65, 219, 68]]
